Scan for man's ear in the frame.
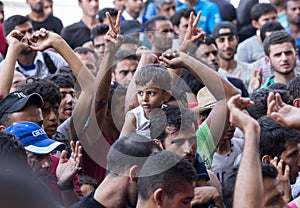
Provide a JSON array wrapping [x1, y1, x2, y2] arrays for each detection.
[[0, 125, 6, 132], [147, 32, 154, 43], [173, 26, 180, 35], [293, 98, 300, 108], [163, 91, 171, 102], [129, 165, 140, 183], [262, 155, 272, 163], [153, 188, 166, 206], [251, 20, 260, 29], [265, 56, 271, 66]]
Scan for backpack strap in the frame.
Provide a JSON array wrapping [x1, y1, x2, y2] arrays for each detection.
[[42, 51, 57, 74]]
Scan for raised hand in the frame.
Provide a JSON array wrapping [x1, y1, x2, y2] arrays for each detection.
[[192, 186, 224, 208], [267, 92, 300, 130], [251, 68, 262, 91], [159, 49, 185, 69], [179, 11, 206, 52], [270, 156, 291, 203], [29, 28, 59, 51], [56, 141, 82, 185], [6, 30, 30, 55], [227, 94, 257, 132], [104, 11, 124, 52]]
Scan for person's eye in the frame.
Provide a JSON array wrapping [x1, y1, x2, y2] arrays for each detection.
[[42, 108, 50, 115], [137, 91, 144, 96], [147, 91, 156, 96], [120, 70, 129, 76], [53, 106, 59, 112]]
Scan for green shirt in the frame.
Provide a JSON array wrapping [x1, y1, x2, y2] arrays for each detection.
[[262, 72, 300, 88], [196, 121, 217, 167]]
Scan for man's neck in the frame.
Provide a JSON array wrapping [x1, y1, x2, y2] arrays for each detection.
[[94, 175, 128, 207], [274, 70, 297, 84], [289, 23, 300, 37], [187, 0, 198, 8], [126, 9, 139, 19], [29, 11, 47, 22], [276, 4, 285, 14], [81, 15, 98, 30], [136, 198, 155, 208], [18, 52, 37, 66], [219, 58, 237, 73]]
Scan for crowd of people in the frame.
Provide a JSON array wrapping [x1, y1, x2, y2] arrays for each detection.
[[1, 0, 300, 207]]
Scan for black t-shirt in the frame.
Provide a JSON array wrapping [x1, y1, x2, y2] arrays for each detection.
[[70, 191, 106, 208], [29, 14, 63, 34], [61, 21, 91, 49]]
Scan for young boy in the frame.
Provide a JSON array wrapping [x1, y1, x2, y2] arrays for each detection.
[[120, 64, 171, 138]]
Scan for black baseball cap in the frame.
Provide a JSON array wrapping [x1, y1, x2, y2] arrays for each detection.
[[0, 91, 44, 118], [120, 20, 142, 35], [212, 21, 238, 39]]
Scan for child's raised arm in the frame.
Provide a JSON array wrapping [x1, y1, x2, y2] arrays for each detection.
[[0, 30, 28, 99]]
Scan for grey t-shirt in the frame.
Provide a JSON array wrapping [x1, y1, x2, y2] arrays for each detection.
[[218, 61, 254, 93], [236, 35, 265, 63]]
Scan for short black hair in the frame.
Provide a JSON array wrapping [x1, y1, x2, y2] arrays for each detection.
[[112, 49, 138, 73], [246, 88, 292, 120], [288, 76, 300, 100], [78, 175, 99, 189], [260, 21, 284, 42], [250, 3, 277, 21], [3, 15, 30, 36], [259, 116, 300, 158], [91, 24, 109, 40], [106, 133, 161, 175], [264, 30, 296, 56], [17, 78, 61, 106], [145, 15, 170, 32], [171, 8, 195, 27], [150, 105, 197, 146], [98, 7, 118, 23], [189, 35, 216, 57], [138, 150, 197, 201], [0, 131, 27, 168], [47, 72, 75, 89], [261, 162, 278, 179]]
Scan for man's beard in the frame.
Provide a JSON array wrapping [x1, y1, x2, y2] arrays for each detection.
[[273, 67, 295, 75], [31, 4, 44, 13], [21, 48, 33, 56], [273, 61, 296, 75]]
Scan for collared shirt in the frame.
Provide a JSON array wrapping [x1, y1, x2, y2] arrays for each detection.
[[0, 50, 67, 78], [121, 9, 146, 24]]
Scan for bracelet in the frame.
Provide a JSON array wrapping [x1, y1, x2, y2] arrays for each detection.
[[57, 181, 74, 191]]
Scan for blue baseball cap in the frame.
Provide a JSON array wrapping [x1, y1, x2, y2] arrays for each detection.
[[5, 121, 65, 155]]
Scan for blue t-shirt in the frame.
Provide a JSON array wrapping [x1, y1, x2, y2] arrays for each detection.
[[286, 27, 300, 60], [177, 0, 222, 34]]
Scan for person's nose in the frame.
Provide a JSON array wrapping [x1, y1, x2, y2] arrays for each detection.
[[183, 140, 194, 154], [142, 93, 149, 102], [41, 157, 51, 169], [49, 108, 58, 121], [65, 93, 73, 104]]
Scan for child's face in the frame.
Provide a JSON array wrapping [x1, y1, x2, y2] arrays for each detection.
[[136, 85, 170, 117]]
